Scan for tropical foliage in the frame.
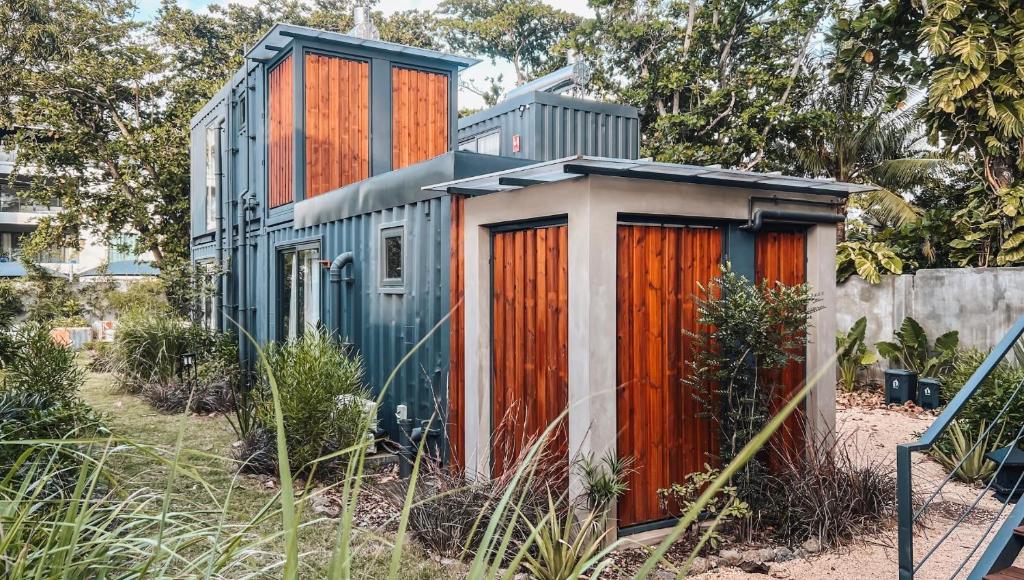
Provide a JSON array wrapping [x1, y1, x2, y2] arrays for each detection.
[[837, 316, 878, 392], [875, 316, 959, 378]]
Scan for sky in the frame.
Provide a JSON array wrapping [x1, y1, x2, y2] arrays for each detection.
[[135, 0, 595, 109]]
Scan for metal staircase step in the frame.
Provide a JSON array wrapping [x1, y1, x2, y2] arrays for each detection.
[[985, 566, 1024, 580]]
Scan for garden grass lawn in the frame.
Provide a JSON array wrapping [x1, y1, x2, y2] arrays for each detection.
[[80, 371, 452, 579]]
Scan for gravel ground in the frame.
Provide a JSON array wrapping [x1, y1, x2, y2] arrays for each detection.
[[698, 397, 1010, 579]]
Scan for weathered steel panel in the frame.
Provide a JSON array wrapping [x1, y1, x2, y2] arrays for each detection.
[[457, 91, 640, 161]]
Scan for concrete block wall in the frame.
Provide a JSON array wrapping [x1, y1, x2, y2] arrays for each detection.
[[837, 268, 1024, 354]]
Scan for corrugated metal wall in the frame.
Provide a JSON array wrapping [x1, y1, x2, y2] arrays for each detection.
[[249, 197, 453, 438], [457, 91, 640, 162]]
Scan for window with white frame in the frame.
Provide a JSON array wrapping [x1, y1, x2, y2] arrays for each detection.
[[198, 261, 219, 331], [458, 130, 500, 156], [279, 247, 321, 340], [205, 125, 220, 231], [380, 225, 404, 291]]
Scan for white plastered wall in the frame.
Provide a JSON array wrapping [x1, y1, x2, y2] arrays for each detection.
[[461, 174, 839, 528]]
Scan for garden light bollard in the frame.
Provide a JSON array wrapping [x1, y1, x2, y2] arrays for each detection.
[[396, 404, 414, 479]]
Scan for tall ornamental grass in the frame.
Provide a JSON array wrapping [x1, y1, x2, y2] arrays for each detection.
[[0, 305, 834, 579]]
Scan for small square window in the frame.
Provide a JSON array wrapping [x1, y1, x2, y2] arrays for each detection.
[[381, 225, 404, 289]]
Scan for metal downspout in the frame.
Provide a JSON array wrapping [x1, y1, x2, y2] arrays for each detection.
[[329, 251, 354, 342], [738, 208, 846, 231]]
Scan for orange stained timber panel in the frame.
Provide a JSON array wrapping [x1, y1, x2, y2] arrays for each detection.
[[755, 229, 809, 467], [268, 55, 294, 208], [490, 225, 569, 480], [392, 67, 449, 170], [304, 53, 370, 199], [615, 224, 722, 529], [448, 195, 465, 470]]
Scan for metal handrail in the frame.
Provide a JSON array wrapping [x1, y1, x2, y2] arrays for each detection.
[[897, 314, 1024, 580]]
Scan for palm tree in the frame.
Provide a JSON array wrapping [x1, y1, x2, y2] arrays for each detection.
[[794, 65, 949, 237]]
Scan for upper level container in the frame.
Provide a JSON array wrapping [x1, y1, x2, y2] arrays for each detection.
[[457, 90, 640, 162], [188, 24, 479, 242]]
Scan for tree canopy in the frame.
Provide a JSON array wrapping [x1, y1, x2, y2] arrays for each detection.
[[0, 0, 1021, 282]]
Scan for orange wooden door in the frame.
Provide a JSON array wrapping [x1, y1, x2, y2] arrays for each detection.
[[755, 229, 808, 466], [615, 224, 722, 528], [490, 224, 569, 479]]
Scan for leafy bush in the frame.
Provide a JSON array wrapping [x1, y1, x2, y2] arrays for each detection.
[[0, 279, 24, 327], [658, 466, 751, 549], [940, 348, 1024, 450], [688, 268, 821, 483], [112, 313, 239, 414], [875, 316, 958, 378], [5, 324, 84, 402], [0, 326, 101, 489], [86, 340, 117, 372], [837, 317, 878, 391], [758, 436, 897, 548], [246, 329, 368, 477], [837, 239, 904, 283], [931, 420, 999, 484], [22, 264, 84, 327]]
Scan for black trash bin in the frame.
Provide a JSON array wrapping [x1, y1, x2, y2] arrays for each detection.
[[917, 377, 941, 410], [885, 369, 918, 405]]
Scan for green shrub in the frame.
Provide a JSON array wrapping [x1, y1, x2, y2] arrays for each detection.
[[837, 317, 878, 392], [248, 329, 368, 477], [940, 348, 1024, 450], [5, 324, 84, 403], [875, 316, 958, 379], [113, 312, 236, 390], [22, 265, 84, 328], [0, 280, 24, 327], [931, 420, 999, 484]]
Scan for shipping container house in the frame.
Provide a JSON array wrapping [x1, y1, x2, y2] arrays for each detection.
[[189, 23, 641, 443]]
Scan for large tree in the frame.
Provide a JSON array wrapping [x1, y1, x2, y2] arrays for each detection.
[[581, 0, 835, 171], [0, 0, 447, 271], [438, 0, 580, 103], [836, 0, 1024, 266]]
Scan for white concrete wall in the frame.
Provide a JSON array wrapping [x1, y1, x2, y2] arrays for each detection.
[[462, 175, 842, 516], [838, 267, 1024, 353]]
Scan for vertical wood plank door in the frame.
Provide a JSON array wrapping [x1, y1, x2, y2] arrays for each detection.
[[268, 55, 294, 208], [304, 54, 370, 199], [755, 229, 808, 467], [448, 195, 465, 470], [490, 225, 569, 480], [616, 224, 722, 529], [392, 67, 449, 170]]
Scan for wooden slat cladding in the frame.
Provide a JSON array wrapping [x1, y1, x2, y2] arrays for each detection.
[[392, 67, 449, 170], [305, 53, 370, 199], [448, 195, 465, 470], [755, 230, 808, 467], [491, 225, 568, 480], [268, 55, 294, 208], [615, 224, 722, 528]]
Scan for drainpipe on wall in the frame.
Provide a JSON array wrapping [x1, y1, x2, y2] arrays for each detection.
[[739, 208, 845, 232], [329, 251, 354, 343]]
